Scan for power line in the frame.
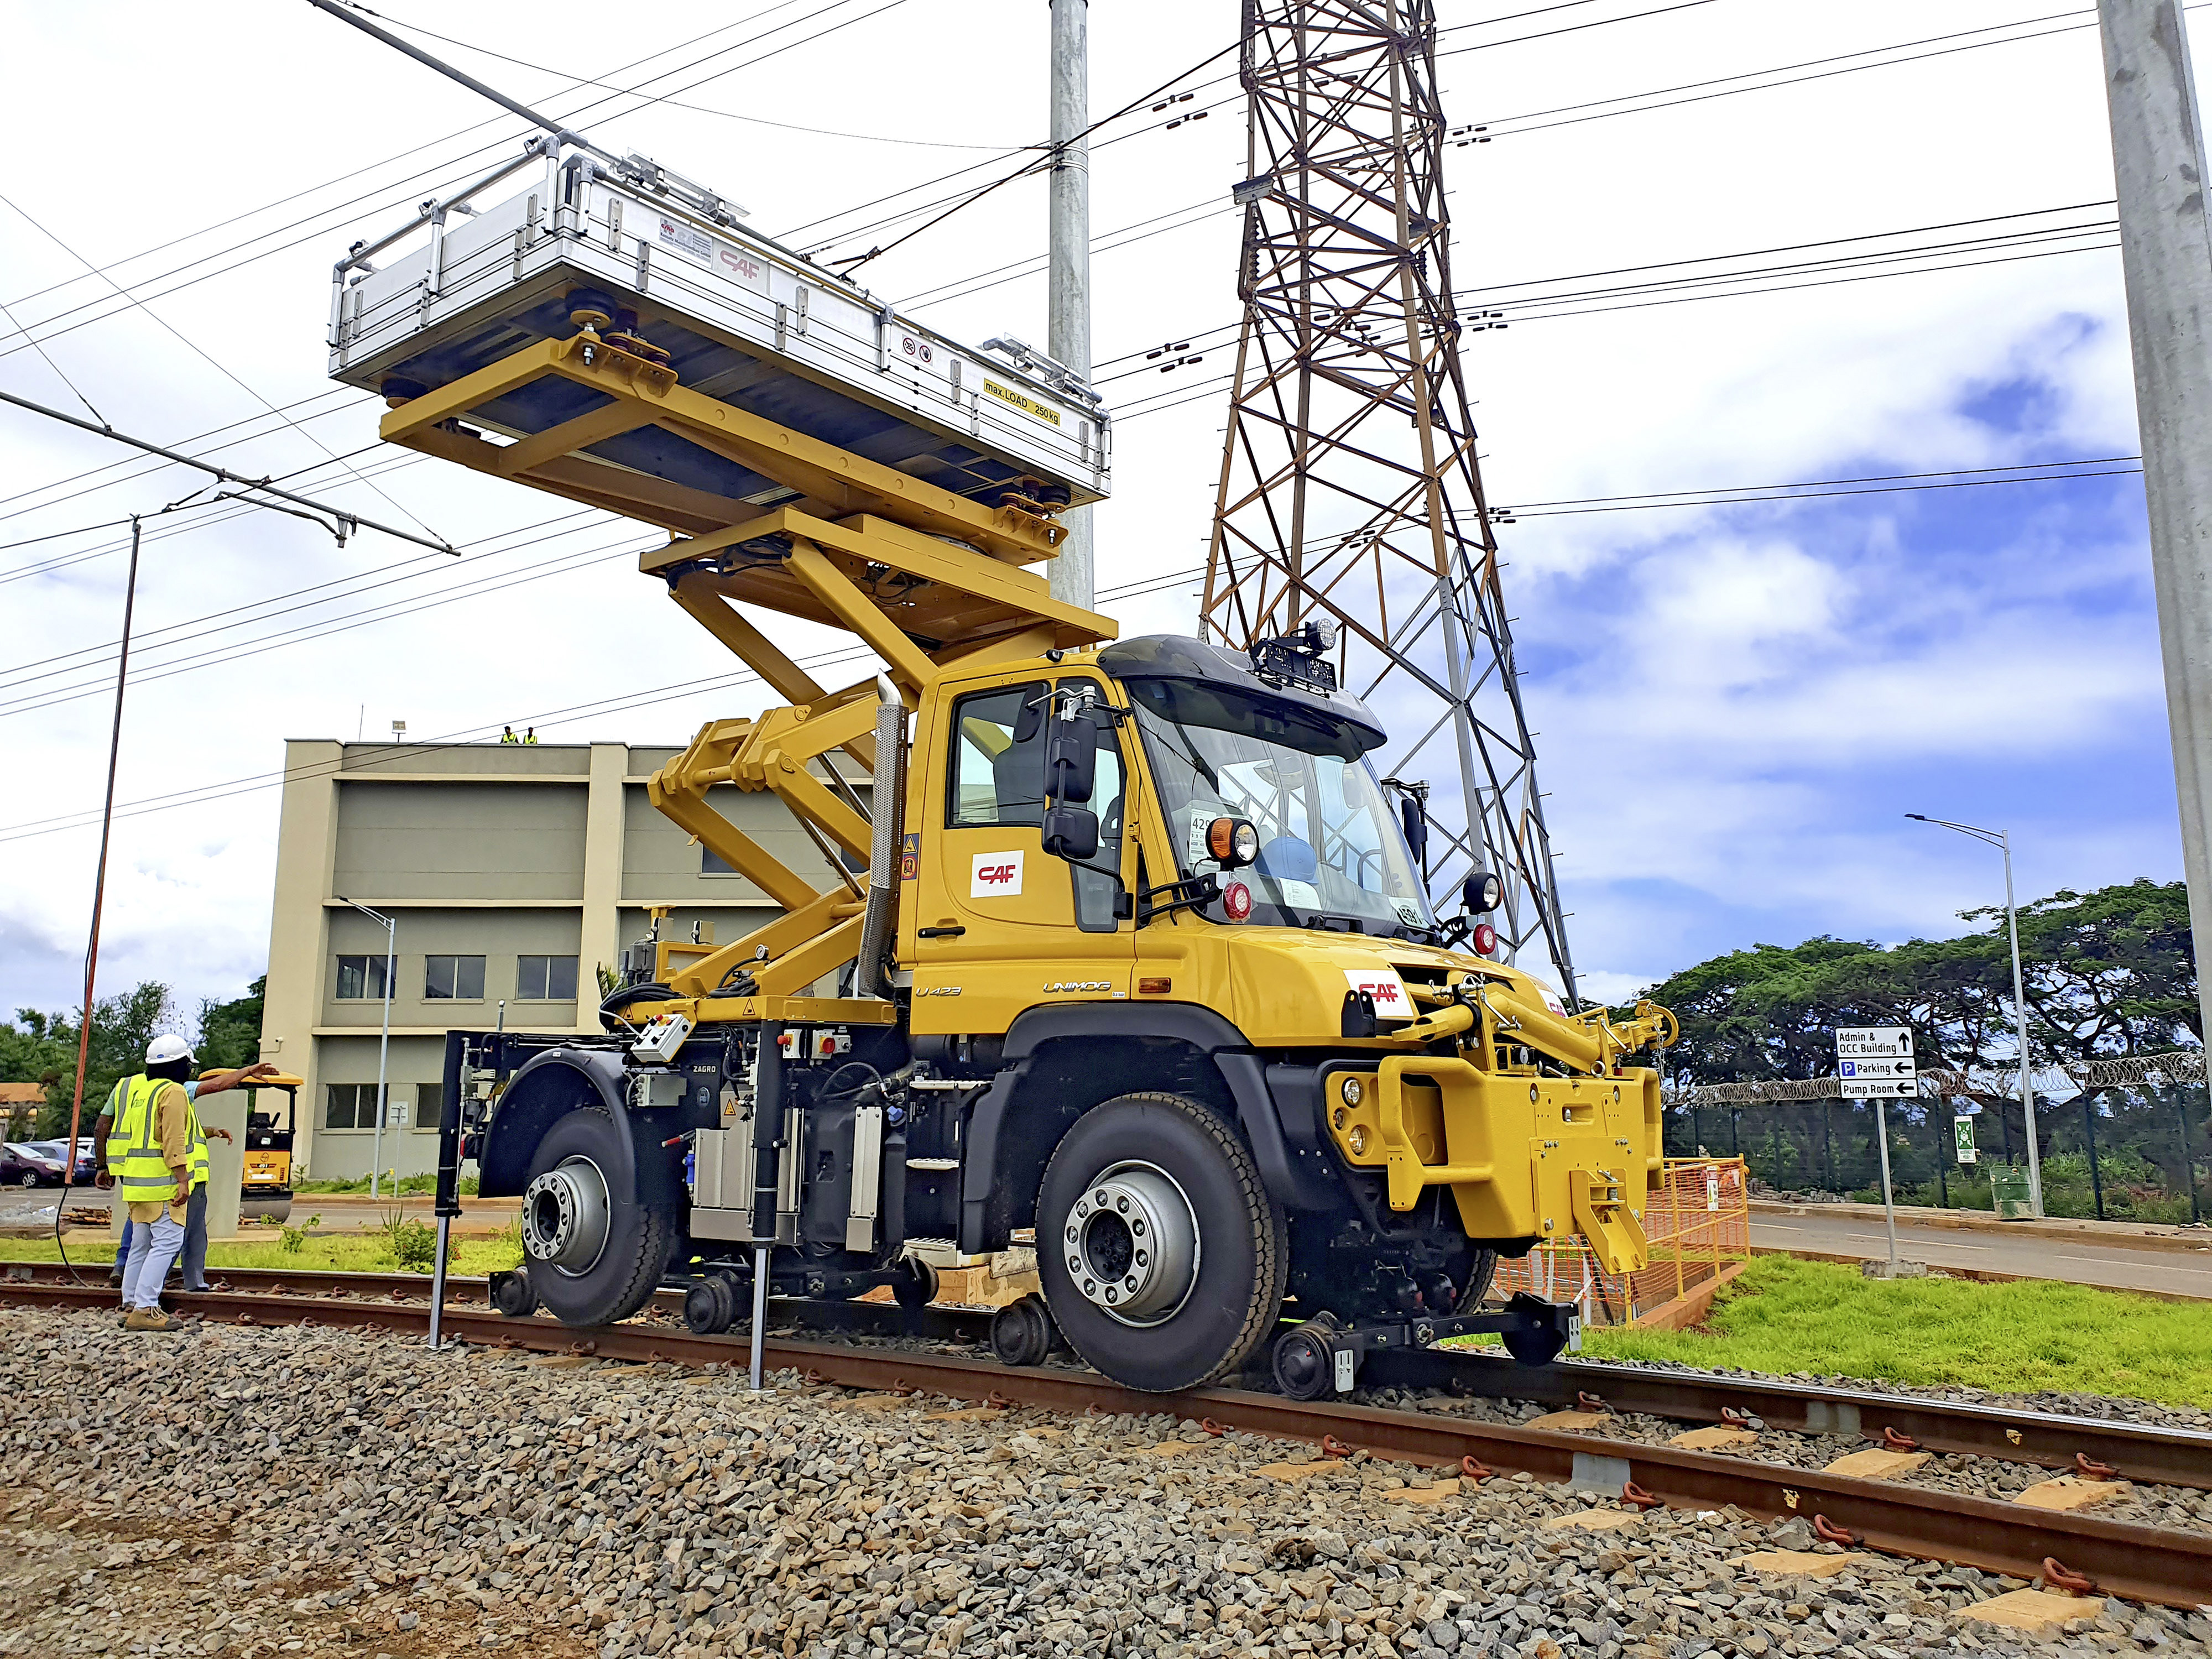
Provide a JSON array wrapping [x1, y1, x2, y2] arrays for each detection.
[[1462, 8, 2104, 135], [0, 388, 452, 556], [352, 0, 1026, 149]]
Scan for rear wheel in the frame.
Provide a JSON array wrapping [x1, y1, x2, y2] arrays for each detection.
[[1037, 1092, 1286, 1393], [520, 1108, 676, 1327]]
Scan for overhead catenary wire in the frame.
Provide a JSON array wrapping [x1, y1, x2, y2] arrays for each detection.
[[0, 388, 453, 556], [0, 189, 444, 545], [0, 439, 2151, 847]]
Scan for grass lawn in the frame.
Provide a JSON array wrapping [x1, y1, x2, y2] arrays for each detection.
[[0, 1229, 524, 1277], [1574, 1255, 2212, 1411]]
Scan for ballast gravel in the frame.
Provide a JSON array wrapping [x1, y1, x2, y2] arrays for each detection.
[[2, 1304, 2208, 1659]]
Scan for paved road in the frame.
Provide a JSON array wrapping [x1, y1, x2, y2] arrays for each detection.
[[1752, 1208, 2212, 1299]]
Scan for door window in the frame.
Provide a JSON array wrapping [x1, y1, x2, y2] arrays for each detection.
[[946, 684, 1047, 827]]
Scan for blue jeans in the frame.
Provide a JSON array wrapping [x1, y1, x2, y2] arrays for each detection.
[[113, 1213, 133, 1281]]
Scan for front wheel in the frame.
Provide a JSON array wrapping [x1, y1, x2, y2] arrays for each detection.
[[1037, 1092, 1287, 1393], [520, 1108, 676, 1327]]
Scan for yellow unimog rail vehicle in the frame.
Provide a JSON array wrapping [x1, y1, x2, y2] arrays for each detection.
[[335, 134, 1672, 1395]]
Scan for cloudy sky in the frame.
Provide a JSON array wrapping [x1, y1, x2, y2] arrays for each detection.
[[0, 0, 2186, 1021]]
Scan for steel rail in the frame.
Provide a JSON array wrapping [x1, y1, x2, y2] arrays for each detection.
[[6, 1278, 2209, 1609], [1361, 1348, 2212, 1495], [13, 1260, 2211, 1492]]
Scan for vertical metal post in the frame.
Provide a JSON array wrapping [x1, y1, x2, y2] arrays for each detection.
[[2000, 833, 2043, 1217], [2098, 0, 2212, 1083], [59, 517, 143, 1230], [2083, 1088, 2106, 1220], [1046, 0, 1093, 609], [2180, 1085, 2203, 1223], [748, 1024, 786, 1391], [1874, 1099, 1900, 1275]]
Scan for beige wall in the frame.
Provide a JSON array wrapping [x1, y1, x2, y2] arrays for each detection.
[[263, 739, 838, 1182]]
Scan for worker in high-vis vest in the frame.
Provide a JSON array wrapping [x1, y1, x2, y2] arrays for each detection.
[[96, 1053, 271, 1290], [102, 1035, 201, 1331]]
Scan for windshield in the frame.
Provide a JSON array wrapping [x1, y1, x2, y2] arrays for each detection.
[[1128, 677, 1434, 936]]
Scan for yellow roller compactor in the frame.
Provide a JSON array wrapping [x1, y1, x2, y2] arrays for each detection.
[[339, 133, 1672, 1394]]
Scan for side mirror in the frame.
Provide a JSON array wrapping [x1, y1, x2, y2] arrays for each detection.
[[1206, 816, 1260, 869], [1399, 795, 1428, 861], [1464, 869, 1503, 914], [1042, 707, 1099, 805], [1042, 803, 1100, 861]]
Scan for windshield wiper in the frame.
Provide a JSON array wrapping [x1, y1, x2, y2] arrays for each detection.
[[1303, 914, 1365, 935]]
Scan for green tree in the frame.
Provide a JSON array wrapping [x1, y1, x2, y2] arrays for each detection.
[[0, 982, 174, 1137], [196, 975, 266, 1071]]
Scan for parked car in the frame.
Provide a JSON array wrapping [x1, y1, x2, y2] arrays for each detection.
[[25, 1140, 96, 1183], [0, 1144, 65, 1188]]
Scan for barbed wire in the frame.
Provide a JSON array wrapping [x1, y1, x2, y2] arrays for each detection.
[[1668, 1048, 2206, 1107]]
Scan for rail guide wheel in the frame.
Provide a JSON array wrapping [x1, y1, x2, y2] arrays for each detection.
[[990, 1292, 1056, 1367]]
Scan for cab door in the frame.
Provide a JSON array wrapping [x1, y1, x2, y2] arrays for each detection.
[[909, 671, 1137, 1035]]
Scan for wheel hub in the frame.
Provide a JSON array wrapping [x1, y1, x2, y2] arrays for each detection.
[[521, 1155, 611, 1276], [1062, 1161, 1199, 1326]]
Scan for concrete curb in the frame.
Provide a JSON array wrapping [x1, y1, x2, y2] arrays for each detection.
[[1751, 1198, 2212, 1256], [1750, 1246, 2211, 1304]]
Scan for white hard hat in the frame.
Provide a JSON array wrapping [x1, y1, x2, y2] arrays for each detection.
[[144, 1034, 194, 1067]]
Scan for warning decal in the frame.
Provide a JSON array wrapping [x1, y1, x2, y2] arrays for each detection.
[[982, 378, 1063, 427]]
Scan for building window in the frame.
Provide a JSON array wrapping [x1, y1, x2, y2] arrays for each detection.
[[324, 1083, 385, 1130], [413, 1089, 442, 1130], [703, 846, 735, 874], [423, 955, 486, 1000], [333, 955, 388, 1000], [516, 954, 579, 1000]]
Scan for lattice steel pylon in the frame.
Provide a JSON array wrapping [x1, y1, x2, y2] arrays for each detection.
[[1201, 0, 1576, 1000]]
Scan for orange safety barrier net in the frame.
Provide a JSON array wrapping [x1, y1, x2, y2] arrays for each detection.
[[1490, 1157, 1750, 1326]]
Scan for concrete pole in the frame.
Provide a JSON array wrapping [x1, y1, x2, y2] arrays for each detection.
[[2000, 833, 2044, 1218], [2098, 0, 2212, 1062], [1047, 0, 1094, 609]]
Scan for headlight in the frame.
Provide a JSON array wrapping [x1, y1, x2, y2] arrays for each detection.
[[1207, 816, 1261, 868], [1339, 1076, 1364, 1107]]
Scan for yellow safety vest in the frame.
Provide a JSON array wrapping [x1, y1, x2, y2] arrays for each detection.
[[185, 1095, 210, 1191], [107, 1075, 183, 1206]]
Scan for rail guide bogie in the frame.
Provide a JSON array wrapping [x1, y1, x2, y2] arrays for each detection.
[[356, 137, 1672, 1395]]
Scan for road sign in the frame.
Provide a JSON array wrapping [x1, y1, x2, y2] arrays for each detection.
[[1837, 1026, 1915, 1099], [1954, 1115, 1978, 1165], [1835, 1026, 1914, 1060]]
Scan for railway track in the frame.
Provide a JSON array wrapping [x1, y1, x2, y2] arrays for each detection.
[[8, 1265, 2209, 1610]]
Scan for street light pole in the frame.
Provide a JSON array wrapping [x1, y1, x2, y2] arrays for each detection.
[[341, 898, 397, 1200], [1906, 816, 2044, 1217]]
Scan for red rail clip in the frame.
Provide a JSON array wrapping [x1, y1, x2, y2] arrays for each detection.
[[1459, 1455, 1493, 1481], [1319, 1434, 1353, 1459], [2074, 1452, 2117, 1481], [1620, 1480, 1662, 1511], [1720, 1406, 1754, 1429], [232, 1312, 255, 1327], [568, 1340, 597, 1357], [804, 1369, 824, 1385], [890, 1379, 916, 1398], [1199, 1417, 1227, 1437], [1084, 1402, 1107, 1418], [985, 1391, 1011, 1410], [1813, 1515, 1856, 1546], [2042, 1558, 2095, 1595], [1879, 1426, 1919, 1453], [1576, 1390, 1606, 1413]]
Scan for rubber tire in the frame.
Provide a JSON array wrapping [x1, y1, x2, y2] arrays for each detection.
[[1458, 1247, 1500, 1312], [16, 1175, 34, 1190], [523, 1108, 677, 1328], [1037, 1092, 1287, 1393]]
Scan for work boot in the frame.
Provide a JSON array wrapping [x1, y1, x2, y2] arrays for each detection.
[[122, 1307, 181, 1333]]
